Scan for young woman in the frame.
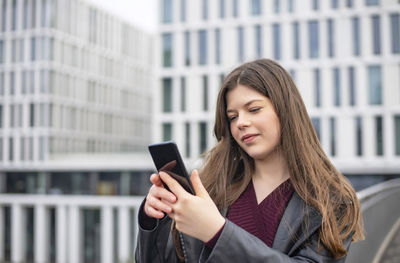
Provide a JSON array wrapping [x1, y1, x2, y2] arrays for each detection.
[[136, 59, 364, 262]]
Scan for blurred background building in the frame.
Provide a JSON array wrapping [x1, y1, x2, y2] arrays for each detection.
[[156, 0, 400, 190], [0, 0, 400, 262]]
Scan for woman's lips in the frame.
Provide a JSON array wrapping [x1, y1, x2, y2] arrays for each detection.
[[241, 134, 258, 143]]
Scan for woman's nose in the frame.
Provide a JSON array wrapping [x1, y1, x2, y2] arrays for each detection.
[[236, 115, 251, 129]]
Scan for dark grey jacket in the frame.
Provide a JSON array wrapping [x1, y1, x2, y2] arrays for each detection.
[[135, 192, 352, 262]]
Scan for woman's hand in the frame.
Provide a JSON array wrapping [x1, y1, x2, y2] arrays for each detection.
[[160, 170, 226, 243], [144, 173, 177, 219]]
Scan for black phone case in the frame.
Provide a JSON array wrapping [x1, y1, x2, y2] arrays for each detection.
[[148, 141, 194, 194]]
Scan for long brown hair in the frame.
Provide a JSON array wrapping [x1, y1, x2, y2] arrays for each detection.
[[200, 59, 364, 258]]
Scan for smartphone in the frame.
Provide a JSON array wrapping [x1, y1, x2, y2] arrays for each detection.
[[148, 141, 194, 194]]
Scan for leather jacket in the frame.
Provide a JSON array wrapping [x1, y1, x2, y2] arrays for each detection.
[[135, 192, 352, 262]]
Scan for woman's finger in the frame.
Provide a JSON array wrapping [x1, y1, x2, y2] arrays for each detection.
[[149, 185, 177, 203], [146, 195, 173, 214], [150, 173, 163, 187]]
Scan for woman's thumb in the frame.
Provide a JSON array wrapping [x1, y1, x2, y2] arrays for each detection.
[[190, 170, 207, 197]]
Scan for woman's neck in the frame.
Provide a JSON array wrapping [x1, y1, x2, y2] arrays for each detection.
[[253, 149, 290, 185]]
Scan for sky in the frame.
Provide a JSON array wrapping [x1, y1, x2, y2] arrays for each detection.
[[88, 0, 158, 32]]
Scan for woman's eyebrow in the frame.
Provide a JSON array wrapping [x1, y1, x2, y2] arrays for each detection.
[[226, 99, 264, 113]]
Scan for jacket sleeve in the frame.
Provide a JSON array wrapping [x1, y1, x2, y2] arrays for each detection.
[[135, 199, 173, 263], [199, 220, 351, 263]]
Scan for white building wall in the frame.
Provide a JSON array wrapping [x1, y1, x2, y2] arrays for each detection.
[[157, 0, 400, 173]]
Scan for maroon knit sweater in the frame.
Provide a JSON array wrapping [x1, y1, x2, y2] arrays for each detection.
[[206, 179, 294, 248]]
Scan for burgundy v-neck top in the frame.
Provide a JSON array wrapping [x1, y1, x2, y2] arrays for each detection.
[[206, 179, 294, 248]]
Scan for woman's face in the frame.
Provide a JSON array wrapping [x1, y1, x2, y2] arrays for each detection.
[[226, 84, 281, 162]]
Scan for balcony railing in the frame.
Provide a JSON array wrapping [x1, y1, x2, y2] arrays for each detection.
[[0, 194, 144, 263]]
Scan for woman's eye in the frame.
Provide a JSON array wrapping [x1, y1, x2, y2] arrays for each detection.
[[249, 107, 261, 113], [228, 116, 237, 122]]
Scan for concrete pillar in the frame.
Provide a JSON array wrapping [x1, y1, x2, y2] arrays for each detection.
[[118, 207, 130, 262], [101, 206, 113, 263], [34, 205, 47, 262], [68, 206, 80, 263], [56, 205, 67, 263], [11, 204, 24, 263]]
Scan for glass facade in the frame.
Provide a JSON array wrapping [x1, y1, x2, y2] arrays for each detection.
[[181, 0, 186, 22], [184, 31, 191, 66], [313, 69, 321, 107], [372, 15, 381, 55], [163, 123, 173, 141], [255, 25, 262, 58], [215, 29, 221, 64], [366, 0, 379, 6], [219, 0, 226, 18], [180, 77, 186, 112], [330, 117, 336, 156], [312, 0, 319, 11], [202, 75, 209, 111], [202, 0, 208, 20], [352, 17, 361, 56], [327, 19, 335, 58], [162, 78, 173, 112], [273, 23, 281, 60], [331, 0, 339, 9], [198, 30, 208, 65], [355, 116, 363, 156], [333, 68, 341, 106], [375, 116, 383, 156], [395, 115, 400, 156], [251, 0, 262, 16], [348, 66, 356, 106], [162, 0, 173, 23], [185, 122, 191, 157], [274, 0, 281, 14], [162, 33, 173, 67], [368, 65, 382, 105], [199, 122, 207, 154], [233, 0, 239, 17], [311, 117, 321, 140], [308, 20, 319, 58], [293, 22, 300, 59], [390, 14, 400, 54], [238, 26, 244, 62]]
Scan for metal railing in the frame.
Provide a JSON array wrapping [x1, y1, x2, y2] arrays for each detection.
[[0, 194, 144, 263], [0, 179, 399, 263], [346, 178, 400, 263]]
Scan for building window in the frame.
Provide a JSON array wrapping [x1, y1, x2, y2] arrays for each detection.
[[31, 37, 36, 61], [368, 65, 382, 105], [0, 72, 4, 95], [10, 71, 15, 95], [185, 122, 191, 158], [288, 0, 295, 13], [311, 117, 321, 141], [163, 123, 173, 141], [331, 0, 339, 9], [0, 40, 4, 64], [346, 0, 354, 7], [162, 0, 173, 23], [202, 0, 208, 20], [202, 75, 209, 111], [233, 0, 239, 17], [312, 0, 319, 10], [199, 122, 207, 154], [180, 77, 186, 112], [330, 117, 336, 157], [375, 116, 383, 156], [352, 17, 361, 56], [313, 69, 321, 107], [1, 0, 6, 32], [293, 22, 300, 59], [273, 23, 281, 60], [184, 31, 191, 66], [289, 69, 296, 82], [162, 33, 173, 67], [333, 68, 341, 106], [348, 66, 356, 106], [238, 27, 244, 62], [327, 19, 335, 58], [181, 0, 186, 22], [355, 116, 363, 156], [11, 0, 17, 30], [390, 14, 400, 54], [0, 105, 2, 128], [215, 29, 221, 64], [274, 0, 281, 13], [395, 115, 400, 156], [250, 0, 262, 16], [308, 20, 319, 58], [162, 78, 173, 112], [219, 0, 226, 18], [198, 30, 208, 65], [9, 137, 14, 161], [371, 15, 381, 55], [366, 0, 379, 6], [255, 25, 262, 58]]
